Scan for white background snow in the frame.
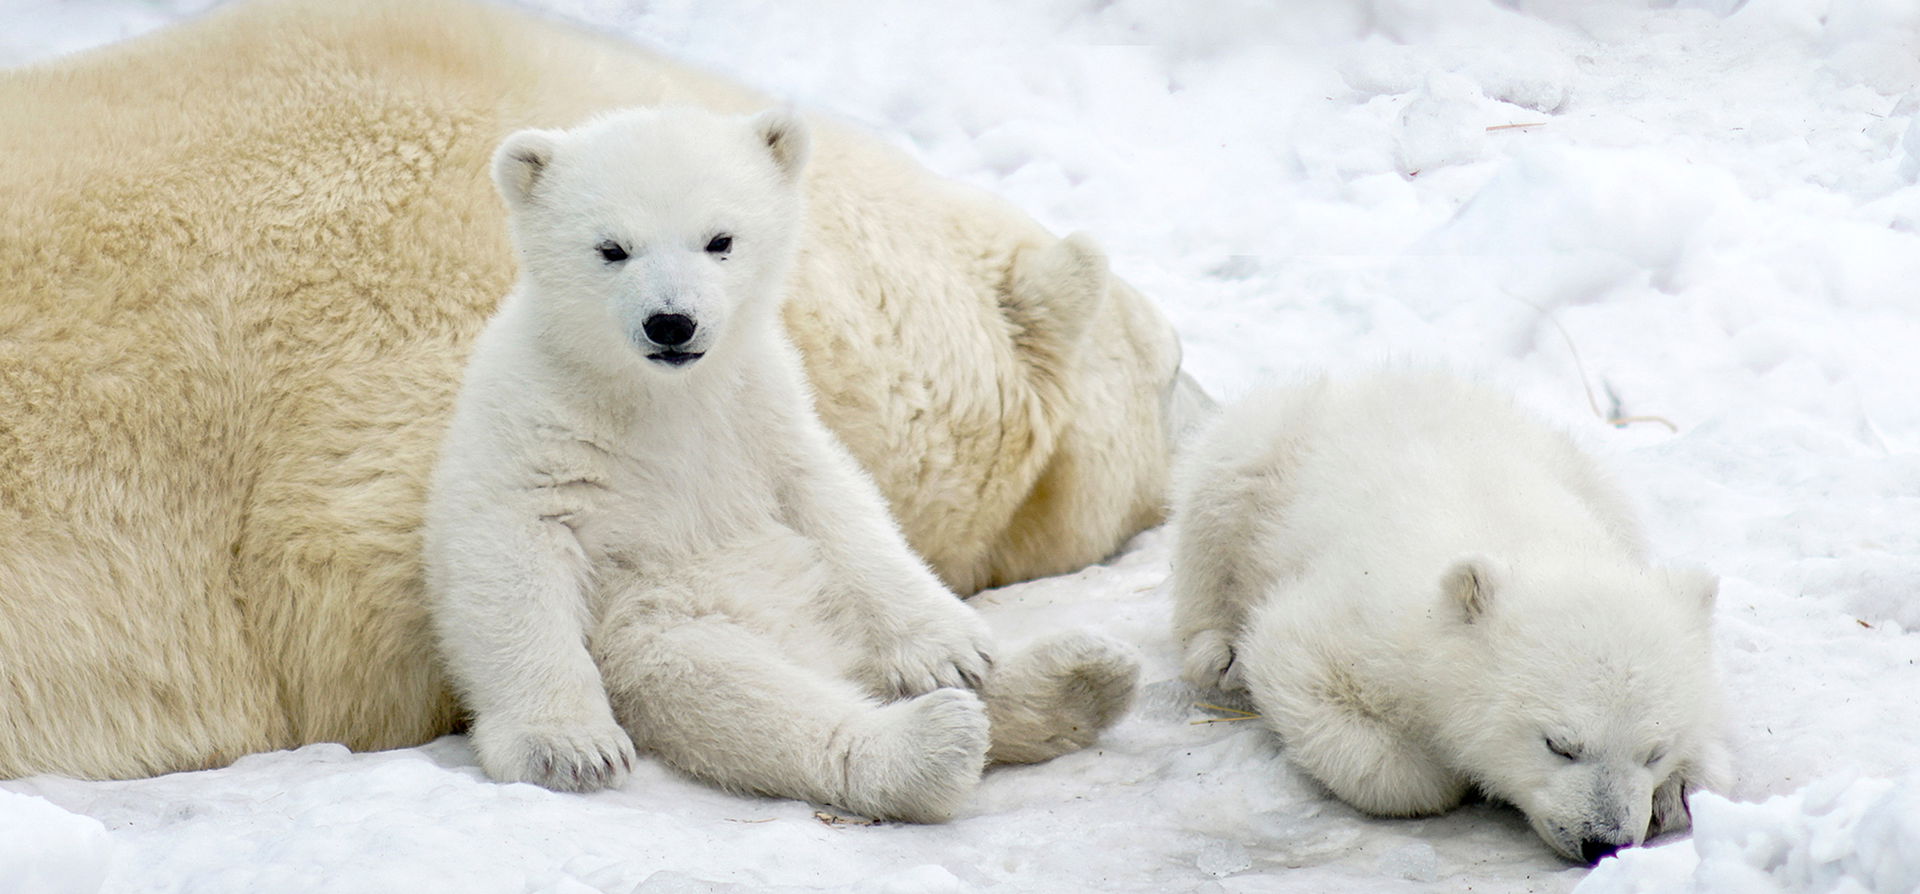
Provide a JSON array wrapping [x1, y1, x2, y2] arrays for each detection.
[[2, 0, 1918, 891]]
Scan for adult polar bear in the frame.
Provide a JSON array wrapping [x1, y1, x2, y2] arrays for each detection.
[[0, 0, 1195, 781]]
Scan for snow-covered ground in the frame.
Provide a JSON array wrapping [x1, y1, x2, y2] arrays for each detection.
[[3, 0, 1918, 891]]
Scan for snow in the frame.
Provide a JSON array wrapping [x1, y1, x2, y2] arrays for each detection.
[[0, 790, 112, 894], [1582, 772, 1920, 894], [3, 0, 1918, 891]]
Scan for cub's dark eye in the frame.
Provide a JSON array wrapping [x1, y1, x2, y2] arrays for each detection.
[[704, 234, 733, 255], [1644, 747, 1668, 768], [597, 241, 628, 263], [1546, 737, 1579, 761]]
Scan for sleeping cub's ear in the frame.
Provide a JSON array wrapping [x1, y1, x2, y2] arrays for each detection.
[[751, 108, 811, 183], [1441, 555, 1503, 623], [493, 129, 563, 208]]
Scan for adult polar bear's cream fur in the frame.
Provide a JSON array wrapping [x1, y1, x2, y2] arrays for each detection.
[[1171, 372, 1730, 864], [0, 0, 1192, 782], [428, 108, 1134, 819]]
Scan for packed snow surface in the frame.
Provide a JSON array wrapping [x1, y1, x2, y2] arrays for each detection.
[[3, 0, 1918, 891]]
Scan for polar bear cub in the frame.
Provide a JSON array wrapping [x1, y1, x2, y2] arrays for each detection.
[[424, 107, 1136, 822], [1171, 371, 1730, 863]]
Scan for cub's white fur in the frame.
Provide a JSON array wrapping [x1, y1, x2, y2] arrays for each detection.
[[1171, 371, 1730, 862], [424, 107, 1136, 821]]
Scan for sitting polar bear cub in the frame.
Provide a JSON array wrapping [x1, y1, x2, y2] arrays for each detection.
[[1171, 371, 1730, 863], [424, 107, 1137, 822]]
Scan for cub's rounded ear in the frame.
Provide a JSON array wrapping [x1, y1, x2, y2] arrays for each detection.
[[1441, 555, 1503, 623], [493, 129, 563, 208], [750, 107, 811, 183]]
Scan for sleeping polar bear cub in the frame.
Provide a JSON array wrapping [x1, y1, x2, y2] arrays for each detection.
[[424, 107, 1137, 822], [1171, 371, 1730, 863]]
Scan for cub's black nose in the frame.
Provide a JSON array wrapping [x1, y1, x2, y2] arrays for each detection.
[[642, 313, 696, 347], [1580, 839, 1621, 865]]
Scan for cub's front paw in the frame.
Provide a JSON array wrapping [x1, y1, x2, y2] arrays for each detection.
[[861, 595, 995, 699], [471, 714, 636, 793], [1182, 628, 1244, 693]]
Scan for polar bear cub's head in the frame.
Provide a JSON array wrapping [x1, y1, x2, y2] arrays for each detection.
[[491, 107, 810, 371], [1439, 557, 1731, 864]]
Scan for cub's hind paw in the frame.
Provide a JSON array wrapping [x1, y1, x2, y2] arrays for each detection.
[[837, 688, 989, 823], [983, 631, 1140, 764]]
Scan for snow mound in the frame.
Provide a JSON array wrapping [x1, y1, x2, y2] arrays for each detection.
[[0, 789, 113, 894], [1579, 773, 1920, 894]]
